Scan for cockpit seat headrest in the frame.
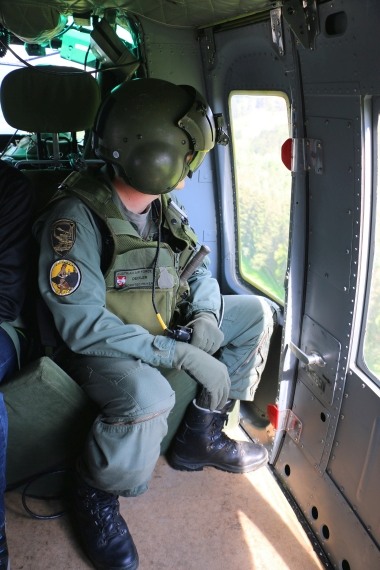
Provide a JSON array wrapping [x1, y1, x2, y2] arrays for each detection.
[[0, 65, 101, 133]]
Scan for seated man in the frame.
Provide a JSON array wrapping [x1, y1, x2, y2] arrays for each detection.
[[0, 160, 34, 570], [33, 78, 276, 570]]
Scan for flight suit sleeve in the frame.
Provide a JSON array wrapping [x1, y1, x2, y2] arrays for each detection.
[[185, 255, 222, 321], [33, 197, 176, 367], [168, 193, 221, 322]]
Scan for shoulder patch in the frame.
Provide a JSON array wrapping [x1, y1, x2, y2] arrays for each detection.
[[51, 219, 76, 256], [50, 259, 81, 296]]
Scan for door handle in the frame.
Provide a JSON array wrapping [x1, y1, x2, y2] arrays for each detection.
[[289, 341, 326, 368]]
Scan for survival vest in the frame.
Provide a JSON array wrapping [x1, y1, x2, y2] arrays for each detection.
[[50, 170, 198, 335]]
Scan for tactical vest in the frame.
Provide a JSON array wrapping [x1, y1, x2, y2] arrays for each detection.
[[52, 170, 198, 335]]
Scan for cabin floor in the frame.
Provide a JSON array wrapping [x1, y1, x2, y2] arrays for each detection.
[[5, 451, 325, 570]]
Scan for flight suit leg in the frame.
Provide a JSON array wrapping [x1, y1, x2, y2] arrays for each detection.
[[169, 294, 276, 474], [218, 294, 275, 401], [66, 354, 175, 497]]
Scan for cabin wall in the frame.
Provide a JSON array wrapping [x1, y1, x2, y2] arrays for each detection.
[[173, 1, 380, 568], [264, 2, 380, 568], [282, 3, 380, 566]]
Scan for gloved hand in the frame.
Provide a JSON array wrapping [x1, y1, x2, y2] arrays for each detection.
[[187, 311, 224, 354], [172, 342, 231, 410]]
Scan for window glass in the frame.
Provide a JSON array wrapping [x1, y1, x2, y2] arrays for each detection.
[[362, 114, 380, 379], [229, 92, 291, 304]]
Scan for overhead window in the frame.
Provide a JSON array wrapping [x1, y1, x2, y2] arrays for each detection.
[[229, 92, 292, 304]]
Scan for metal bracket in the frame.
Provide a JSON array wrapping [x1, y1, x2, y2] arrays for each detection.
[[293, 137, 323, 174], [283, 0, 319, 50], [270, 8, 285, 57], [199, 27, 216, 68], [267, 404, 303, 444]]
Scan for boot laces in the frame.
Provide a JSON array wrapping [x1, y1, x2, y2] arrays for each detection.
[[84, 489, 126, 543], [210, 413, 238, 453]]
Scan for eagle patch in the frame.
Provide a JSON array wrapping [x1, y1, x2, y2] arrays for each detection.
[[50, 259, 81, 296], [51, 219, 76, 256]]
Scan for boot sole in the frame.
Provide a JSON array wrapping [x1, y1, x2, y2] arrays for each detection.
[[169, 449, 269, 474], [86, 551, 139, 570]]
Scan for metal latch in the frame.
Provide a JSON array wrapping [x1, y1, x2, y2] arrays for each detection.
[[289, 341, 326, 368]]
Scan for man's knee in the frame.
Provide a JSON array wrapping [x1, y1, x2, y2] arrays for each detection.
[[221, 294, 274, 347], [65, 354, 176, 421]]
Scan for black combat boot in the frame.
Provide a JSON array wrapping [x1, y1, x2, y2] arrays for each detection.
[[169, 400, 268, 474], [0, 526, 9, 570], [73, 479, 139, 570]]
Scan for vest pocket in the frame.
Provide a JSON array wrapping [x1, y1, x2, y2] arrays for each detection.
[[106, 286, 176, 335]]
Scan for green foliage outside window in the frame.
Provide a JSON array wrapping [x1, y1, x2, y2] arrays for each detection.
[[363, 115, 380, 379], [364, 248, 380, 378], [230, 93, 292, 304]]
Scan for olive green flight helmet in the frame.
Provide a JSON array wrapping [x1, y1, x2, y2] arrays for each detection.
[[93, 78, 223, 194]]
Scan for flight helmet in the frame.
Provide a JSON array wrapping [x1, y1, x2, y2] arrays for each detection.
[[93, 77, 225, 194]]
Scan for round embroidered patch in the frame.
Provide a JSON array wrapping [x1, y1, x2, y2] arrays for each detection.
[[49, 259, 81, 296]]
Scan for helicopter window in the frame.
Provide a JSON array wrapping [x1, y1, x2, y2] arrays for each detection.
[[362, 105, 380, 381], [229, 91, 291, 305]]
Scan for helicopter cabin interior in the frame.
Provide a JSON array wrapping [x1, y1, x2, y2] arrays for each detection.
[[0, 1, 379, 569]]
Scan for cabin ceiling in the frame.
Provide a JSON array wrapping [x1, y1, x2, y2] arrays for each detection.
[[0, 0, 282, 44]]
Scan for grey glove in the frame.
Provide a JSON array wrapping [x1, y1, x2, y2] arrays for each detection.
[[187, 311, 224, 354], [172, 342, 231, 410]]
